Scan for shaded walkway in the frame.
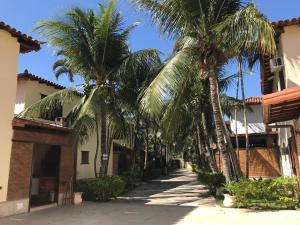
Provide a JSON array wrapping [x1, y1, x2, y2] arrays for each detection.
[[118, 169, 216, 207]]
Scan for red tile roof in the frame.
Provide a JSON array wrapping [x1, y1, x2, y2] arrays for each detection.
[[18, 70, 65, 90], [272, 17, 300, 29], [0, 21, 41, 53], [245, 97, 262, 105]]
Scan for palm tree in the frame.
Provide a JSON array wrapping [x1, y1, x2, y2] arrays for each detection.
[[237, 56, 250, 177], [21, 0, 159, 176], [134, 0, 275, 181], [117, 51, 162, 175]]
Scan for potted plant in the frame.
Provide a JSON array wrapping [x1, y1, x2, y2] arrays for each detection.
[[223, 193, 236, 207], [223, 183, 236, 207], [73, 191, 83, 205], [211, 172, 226, 197]]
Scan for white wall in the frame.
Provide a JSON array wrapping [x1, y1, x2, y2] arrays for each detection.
[[274, 121, 294, 177], [230, 104, 265, 134], [281, 25, 300, 88], [0, 30, 20, 202], [14, 79, 27, 114], [269, 25, 300, 176], [76, 132, 115, 179]]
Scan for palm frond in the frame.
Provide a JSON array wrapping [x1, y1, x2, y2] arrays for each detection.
[[215, 4, 276, 56], [139, 49, 195, 117], [19, 88, 81, 119]]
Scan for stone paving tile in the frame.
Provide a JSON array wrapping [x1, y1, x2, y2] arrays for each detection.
[[1, 168, 300, 225], [118, 169, 217, 207]]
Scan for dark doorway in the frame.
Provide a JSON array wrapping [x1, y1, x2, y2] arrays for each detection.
[[30, 144, 61, 208]]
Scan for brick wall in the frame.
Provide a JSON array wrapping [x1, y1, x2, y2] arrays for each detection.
[[112, 153, 119, 175], [13, 127, 69, 146], [214, 147, 281, 177], [58, 146, 75, 194], [7, 142, 34, 200], [7, 124, 75, 203]]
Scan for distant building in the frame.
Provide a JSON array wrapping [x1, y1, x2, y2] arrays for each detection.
[[230, 97, 265, 134], [217, 97, 281, 178]]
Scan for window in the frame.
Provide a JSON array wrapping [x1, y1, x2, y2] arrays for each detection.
[[81, 151, 89, 164]]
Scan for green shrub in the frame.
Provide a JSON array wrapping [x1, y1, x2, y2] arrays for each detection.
[[225, 177, 298, 209], [75, 176, 126, 201], [197, 170, 226, 188], [191, 164, 200, 173], [120, 169, 139, 191]]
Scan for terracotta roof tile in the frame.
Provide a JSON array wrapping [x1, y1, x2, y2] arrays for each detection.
[[245, 97, 262, 105], [18, 70, 65, 90], [272, 17, 300, 28], [0, 21, 41, 53]]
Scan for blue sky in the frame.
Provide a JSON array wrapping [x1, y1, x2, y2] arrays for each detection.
[[0, 0, 299, 97]]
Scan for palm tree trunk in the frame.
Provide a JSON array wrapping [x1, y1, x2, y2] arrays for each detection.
[[94, 116, 100, 177], [238, 57, 250, 178], [201, 112, 218, 172], [235, 77, 240, 164], [144, 122, 149, 170], [208, 67, 233, 181], [194, 136, 202, 168], [222, 118, 242, 180], [133, 113, 140, 164], [195, 121, 205, 169], [153, 128, 158, 155], [99, 109, 108, 176]]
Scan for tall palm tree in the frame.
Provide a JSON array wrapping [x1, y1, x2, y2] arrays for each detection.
[[21, 0, 159, 176], [117, 51, 162, 174], [134, 0, 275, 181]]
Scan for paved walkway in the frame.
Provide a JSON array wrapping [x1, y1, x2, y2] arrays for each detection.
[[1, 169, 300, 225], [118, 169, 216, 207]]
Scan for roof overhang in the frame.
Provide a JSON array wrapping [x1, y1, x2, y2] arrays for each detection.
[[0, 21, 41, 53], [13, 117, 71, 132], [18, 71, 65, 90], [262, 86, 300, 124]]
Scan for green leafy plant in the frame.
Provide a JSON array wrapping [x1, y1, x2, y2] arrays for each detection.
[[120, 169, 139, 191], [197, 170, 226, 194], [225, 177, 298, 209], [75, 176, 126, 201]]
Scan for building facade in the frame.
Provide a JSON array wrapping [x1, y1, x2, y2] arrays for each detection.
[[0, 22, 41, 216], [217, 97, 281, 178], [261, 17, 300, 179], [0, 22, 77, 217]]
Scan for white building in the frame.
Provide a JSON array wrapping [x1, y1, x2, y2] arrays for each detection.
[[230, 97, 265, 135], [261, 17, 300, 178]]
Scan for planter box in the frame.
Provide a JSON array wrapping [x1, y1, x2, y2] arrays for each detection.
[[74, 192, 83, 205], [223, 194, 236, 207]]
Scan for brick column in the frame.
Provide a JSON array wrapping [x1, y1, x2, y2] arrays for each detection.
[[58, 146, 75, 205], [7, 141, 34, 201]]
